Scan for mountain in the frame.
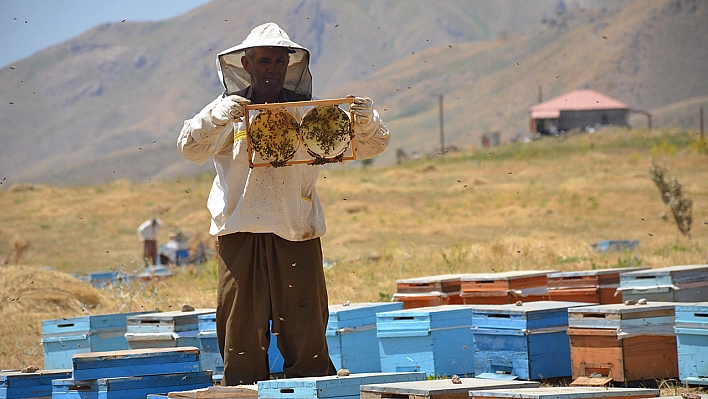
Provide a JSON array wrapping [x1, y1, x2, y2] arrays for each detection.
[[0, 0, 706, 186]]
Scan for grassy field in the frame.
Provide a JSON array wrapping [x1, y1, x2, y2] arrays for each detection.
[[1, 126, 707, 391]]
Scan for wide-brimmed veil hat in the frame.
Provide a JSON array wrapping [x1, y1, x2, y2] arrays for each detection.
[[216, 22, 312, 99]]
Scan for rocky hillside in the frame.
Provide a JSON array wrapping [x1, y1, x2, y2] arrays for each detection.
[[0, 0, 706, 185]]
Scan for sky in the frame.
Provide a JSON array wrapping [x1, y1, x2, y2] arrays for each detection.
[[0, 0, 213, 68]]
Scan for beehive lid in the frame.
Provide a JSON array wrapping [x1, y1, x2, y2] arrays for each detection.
[[675, 302, 708, 327], [567, 302, 676, 336], [327, 302, 403, 331], [396, 273, 474, 285], [548, 267, 648, 279], [620, 265, 708, 285], [42, 311, 152, 336], [472, 301, 593, 331], [127, 309, 216, 333], [461, 270, 558, 282]]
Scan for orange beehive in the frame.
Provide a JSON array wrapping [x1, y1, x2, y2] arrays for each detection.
[[460, 270, 557, 305], [547, 267, 648, 304]]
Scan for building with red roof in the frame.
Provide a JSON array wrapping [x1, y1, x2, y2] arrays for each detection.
[[529, 89, 631, 136]]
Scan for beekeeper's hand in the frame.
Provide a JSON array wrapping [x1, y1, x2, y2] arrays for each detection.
[[351, 96, 374, 127], [211, 95, 250, 125]]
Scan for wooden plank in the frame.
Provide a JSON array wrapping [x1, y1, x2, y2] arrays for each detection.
[[257, 372, 425, 399], [359, 377, 539, 399], [243, 97, 353, 112], [569, 376, 613, 387], [469, 387, 659, 399], [621, 334, 678, 381], [167, 386, 258, 398]]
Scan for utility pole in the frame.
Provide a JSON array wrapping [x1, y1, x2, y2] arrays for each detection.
[[439, 94, 445, 155], [700, 105, 704, 142], [538, 85, 543, 103]]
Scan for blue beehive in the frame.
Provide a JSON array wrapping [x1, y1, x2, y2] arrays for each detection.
[[42, 311, 152, 370], [71, 347, 201, 381], [52, 371, 212, 399], [326, 302, 404, 373], [675, 302, 708, 386], [196, 316, 284, 380], [0, 369, 71, 399], [618, 265, 708, 302], [377, 305, 477, 377], [194, 312, 222, 380], [86, 271, 129, 289], [257, 372, 424, 399], [124, 309, 215, 350], [471, 301, 592, 380]]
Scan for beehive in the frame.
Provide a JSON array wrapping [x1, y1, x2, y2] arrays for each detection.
[[394, 274, 476, 308], [472, 301, 592, 380], [618, 265, 708, 302], [327, 302, 404, 373], [377, 305, 477, 377], [566, 302, 678, 383], [0, 369, 71, 399], [460, 271, 557, 305], [42, 311, 151, 370], [125, 309, 215, 350], [675, 302, 708, 386], [547, 267, 647, 304], [52, 371, 212, 399]]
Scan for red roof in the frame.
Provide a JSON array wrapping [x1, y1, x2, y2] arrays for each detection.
[[530, 89, 628, 119]]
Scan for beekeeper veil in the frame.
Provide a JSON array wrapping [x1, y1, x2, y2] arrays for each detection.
[[216, 22, 312, 100]]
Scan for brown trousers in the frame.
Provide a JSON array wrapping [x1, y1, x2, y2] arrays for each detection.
[[216, 232, 335, 385], [143, 239, 157, 265]]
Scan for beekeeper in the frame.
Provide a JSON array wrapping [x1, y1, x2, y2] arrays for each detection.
[[177, 22, 390, 385]]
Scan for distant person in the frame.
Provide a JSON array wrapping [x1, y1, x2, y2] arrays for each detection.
[[159, 232, 180, 265], [177, 22, 390, 385], [159, 231, 188, 265], [137, 218, 162, 266]]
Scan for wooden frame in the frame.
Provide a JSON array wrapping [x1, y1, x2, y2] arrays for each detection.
[[244, 97, 356, 168]]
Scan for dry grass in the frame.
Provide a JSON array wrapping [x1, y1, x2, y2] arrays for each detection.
[[1, 127, 707, 388]]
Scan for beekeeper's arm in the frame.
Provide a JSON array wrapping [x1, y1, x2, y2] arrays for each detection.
[[350, 96, 390, 160], [177, 95, 250, 165]]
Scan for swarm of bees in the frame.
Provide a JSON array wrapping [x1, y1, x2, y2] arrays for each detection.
[[301, 105, 351, 158], [250, 109, 300, 164]]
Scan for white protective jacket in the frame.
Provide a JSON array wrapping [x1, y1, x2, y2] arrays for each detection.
[[177, 23, 390, 241]]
